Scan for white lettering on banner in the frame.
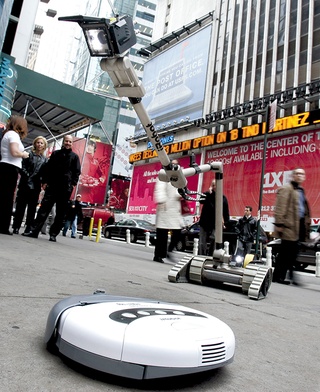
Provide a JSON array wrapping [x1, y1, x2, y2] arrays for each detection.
[[143, 170, 158, 177], [209, 157, 232, 165], [263, 171, 292, 189], [207, 147, 238, 158], [250, 136, 299, 151], [233, 151, 266, 162], [270, 143, 316, 157], [128, 206, 148, 212], [205, 132, 316, 166]]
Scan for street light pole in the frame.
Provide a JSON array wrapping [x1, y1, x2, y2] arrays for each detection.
[[255, 99, 277, 256]]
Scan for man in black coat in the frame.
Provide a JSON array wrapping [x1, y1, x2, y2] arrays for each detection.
[[62, 194, 83, 238], [235, 206, 257, 257], [198, 179, 230, 255], [23, 135, 81, 242]]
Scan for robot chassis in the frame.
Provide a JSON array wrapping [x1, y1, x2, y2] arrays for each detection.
[[101, 54, 272, 300]]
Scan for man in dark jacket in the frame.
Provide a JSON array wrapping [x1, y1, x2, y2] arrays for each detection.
[[198, 179, 230, 255], [23, 135, 81, 242], [62, 194, 83, 238], [235, 206, 257, 258], [273, 168, 310, 284]]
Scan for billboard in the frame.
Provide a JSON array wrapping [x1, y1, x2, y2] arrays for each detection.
[[130, 110, 320, 163], [134, 25, 212, 138], [109, 177, 130, 211], [112, 122, 135, 177], [127, 155, 201, 215], [202, 129, 320, 230], [73, 138, 112, 204]]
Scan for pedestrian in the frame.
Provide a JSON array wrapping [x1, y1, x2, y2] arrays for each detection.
[[12, 136, 47, 234], [198, 179, 230, 255], [0, 115, 29, 235], [23, 135, 81, 242], [273, 168, 311, 285], [62, 194, 83, 238], [153, 160, 183, 263], [235, 206, 257, 258], [41, 204, 56, 235]]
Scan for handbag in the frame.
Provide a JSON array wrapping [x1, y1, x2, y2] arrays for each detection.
[[180, 199, 192, 216]]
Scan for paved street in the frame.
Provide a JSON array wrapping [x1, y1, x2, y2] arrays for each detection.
[[1, 233, 319, 392]]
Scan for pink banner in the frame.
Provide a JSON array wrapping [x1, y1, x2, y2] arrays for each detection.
[[73, 138, 112, 204], [127, 155, 201, 215], [109, 178, 130, 211], [203, 129, 320, 226]]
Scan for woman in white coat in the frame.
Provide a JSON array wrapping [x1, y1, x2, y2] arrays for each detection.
[[153, 163, 183, 263]]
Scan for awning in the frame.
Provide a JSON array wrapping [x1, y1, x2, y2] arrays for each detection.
[[11, 63, 106, 148], [137, 11, 214, 57]]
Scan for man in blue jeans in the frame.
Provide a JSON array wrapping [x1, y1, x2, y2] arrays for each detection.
[[63, 194, 83, 238], [235, 206, 257, 258]]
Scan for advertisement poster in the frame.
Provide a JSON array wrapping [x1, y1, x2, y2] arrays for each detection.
[[112, 122, 135, 177], [203, 129, 320, 230], [73, 138, 112, 204], [127, 155, 201, 215], [135, 25, 211, 138], [109, 177, 130, 211]]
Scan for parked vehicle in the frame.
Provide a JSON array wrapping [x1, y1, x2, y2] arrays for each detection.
[[267, 225, 320, 270], [78, 206, 115, 235], [176, 219, 268, 256], [103, 219, 157, 245]]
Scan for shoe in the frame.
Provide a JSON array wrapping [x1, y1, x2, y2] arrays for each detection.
[[274, 279, 290, 285], [22, 231, 38, 238], [153, 256, 164, 263], [62, 233, 66, 237], [13, 228, 19, 234], [166, 252, 174, 260], [71, 236, 76, 239], [0, 230, 13, 235], [49, 235, 56, 242]]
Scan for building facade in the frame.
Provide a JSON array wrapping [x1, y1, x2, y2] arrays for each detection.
[[126, 0, 320, 230]]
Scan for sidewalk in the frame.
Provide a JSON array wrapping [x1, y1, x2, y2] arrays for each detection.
[[1, 233, 319, 392]]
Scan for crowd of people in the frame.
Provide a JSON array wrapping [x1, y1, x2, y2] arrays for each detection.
[[0, 115, 312, 284], [0, 115, 82, 242]]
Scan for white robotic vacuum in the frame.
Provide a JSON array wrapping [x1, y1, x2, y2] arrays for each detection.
[[45, 291, 235, 380]]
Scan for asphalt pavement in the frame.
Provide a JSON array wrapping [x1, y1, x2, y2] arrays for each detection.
[[1, 232, 320, 392]]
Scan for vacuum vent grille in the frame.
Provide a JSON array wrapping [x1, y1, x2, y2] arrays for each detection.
[[201, 342, 226, 364]]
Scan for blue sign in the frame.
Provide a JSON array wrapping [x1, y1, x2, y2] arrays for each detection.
[[0, 55, 18, 126]]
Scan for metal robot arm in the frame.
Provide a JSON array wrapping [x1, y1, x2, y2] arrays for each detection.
[[100, 56, 224, 248], [100, 58, 222, 188]]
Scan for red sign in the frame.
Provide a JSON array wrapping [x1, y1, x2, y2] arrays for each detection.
[[203, 129, 320, 230], [127, 155, 201, 215], [109, 178, 130, 211], [73, 138, 112, 204]]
